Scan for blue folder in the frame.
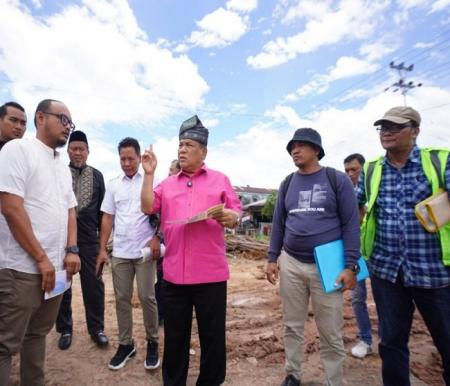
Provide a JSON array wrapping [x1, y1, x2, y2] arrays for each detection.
[[314, 239, 369, 293]]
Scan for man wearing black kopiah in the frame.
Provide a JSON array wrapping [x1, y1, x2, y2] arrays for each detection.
[[56, 130, 108, 350]]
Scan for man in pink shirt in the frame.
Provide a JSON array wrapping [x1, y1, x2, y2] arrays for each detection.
[[141, 115, 241, 386]]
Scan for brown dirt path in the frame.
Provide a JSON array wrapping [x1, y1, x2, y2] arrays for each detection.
[[9, 256, 444, 385]]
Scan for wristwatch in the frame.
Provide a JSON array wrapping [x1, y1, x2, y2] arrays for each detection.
[[346, 263, 360, 274], [65, 245, 79, 254]]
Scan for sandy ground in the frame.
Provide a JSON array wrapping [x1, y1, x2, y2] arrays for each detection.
[[9, 256, 445, 386]]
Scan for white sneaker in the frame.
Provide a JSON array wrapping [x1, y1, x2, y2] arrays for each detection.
[[351, 341, 373, 358]]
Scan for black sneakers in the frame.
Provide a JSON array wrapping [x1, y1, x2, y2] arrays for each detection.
[[108, 340, 159, 371], [281, 374, 301, 386], [108, 342, 136, 370], [144, 340, 160, 370]]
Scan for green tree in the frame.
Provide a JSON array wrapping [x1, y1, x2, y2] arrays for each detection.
[[262, 192, 276, 219]]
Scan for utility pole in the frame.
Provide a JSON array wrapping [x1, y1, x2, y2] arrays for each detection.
[[384, 62, 422, 105]]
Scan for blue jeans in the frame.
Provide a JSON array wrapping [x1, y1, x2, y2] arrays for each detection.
[[371, 274, 450, 386], [351, 279, 372, 345]]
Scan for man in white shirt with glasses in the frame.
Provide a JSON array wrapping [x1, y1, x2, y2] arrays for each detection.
[[0, 99, 81, 386]]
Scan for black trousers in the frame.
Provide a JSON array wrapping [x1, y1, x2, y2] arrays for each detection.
[[56, 245, 105, 336], [155, 259, 164, 322], [162, 280, 226, 386]]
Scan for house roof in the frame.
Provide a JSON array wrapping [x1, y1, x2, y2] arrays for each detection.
[[233, 185, 277, 194], [242, 198, 267, 210]]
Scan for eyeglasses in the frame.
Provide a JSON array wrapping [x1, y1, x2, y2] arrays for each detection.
[[42, 111, 76, 131], [376, 123, 411, 134]]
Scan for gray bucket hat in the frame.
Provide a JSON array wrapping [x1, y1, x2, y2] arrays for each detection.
[[286, 128, 325, 160]]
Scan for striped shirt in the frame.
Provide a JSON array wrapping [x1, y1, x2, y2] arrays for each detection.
[[356, 145, 450, 288]]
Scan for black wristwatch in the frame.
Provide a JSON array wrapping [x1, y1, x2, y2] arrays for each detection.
[[346, 263, 360, 274], [65, 245, 79, 254]]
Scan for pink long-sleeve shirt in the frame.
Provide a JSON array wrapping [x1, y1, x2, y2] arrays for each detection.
[[152, 164, 241, 284]]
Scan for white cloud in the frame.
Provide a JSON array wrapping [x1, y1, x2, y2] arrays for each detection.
[[414, 41, 436, 48], [283, 56, 379, 101], [203, 117, 219, 128], [194, 102, 249, 119], [430, 0, 450, 12], [204, 85, 450, 188], [207, 124, 295, 188], [279, 0, 333, 24], [83, 0, 146, 41], [359, 37, 399, 62], [226, 0, 258, 13], [397, 0, 432, 9], [229, 103, 248, 113], [336, 87, 382, 102], [151, 135, 181, 182], [173, 43, 190, 53], [329, 56, 379, 79], [177, 1, 258, 52], [281, 35, 397, 104], [247, 0, 389, 69], [265, 105, 307, 128], [2, 0, 449, 192], [147, 107, 306, 189], [0, 0, 209, 129], [395, 0, 450, 19], [0, 0, 212, 187], [56, 82, 450, 189], [187, 8, 249, 49], [80, 138, 118, 183], [90, 134, 180, 184], [31, 0, 42, 8], [287, 76, 329, 100]]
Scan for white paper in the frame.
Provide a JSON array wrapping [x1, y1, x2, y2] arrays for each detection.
[[44, 270, 72, 300], [166, 203, 225, 224], [141, 244, 166, 262]]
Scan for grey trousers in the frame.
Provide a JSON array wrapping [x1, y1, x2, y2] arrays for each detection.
[[279, 252, 345, 386], [111, 257, 158, 345], [0, 268, 62, 386]]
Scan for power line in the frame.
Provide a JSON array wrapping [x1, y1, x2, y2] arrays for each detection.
[[296, 29, 450, 117], [384, 62, 422, 105], [418, 59, 450, 78], [421, 102, 450, 111], [425, 69, 450, 83]]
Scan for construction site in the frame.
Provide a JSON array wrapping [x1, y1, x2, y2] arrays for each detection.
[[9, 235, 445, 386]]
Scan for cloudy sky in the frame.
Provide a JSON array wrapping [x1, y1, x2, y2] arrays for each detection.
[[1, 0, 450, 188]]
